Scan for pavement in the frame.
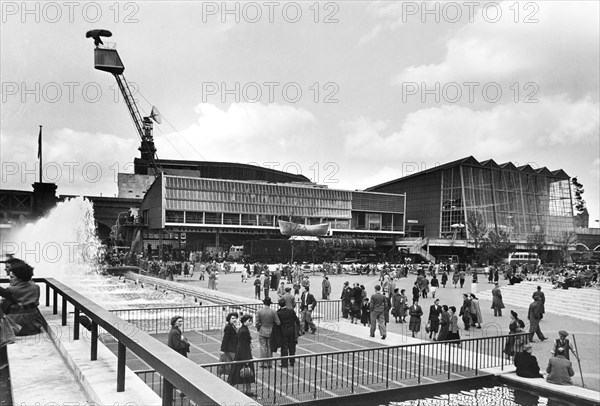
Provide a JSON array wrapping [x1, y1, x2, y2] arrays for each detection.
[[178, 268, 600, 392]]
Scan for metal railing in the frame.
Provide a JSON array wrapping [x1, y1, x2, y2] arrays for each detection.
[[194, 332, 529, 405], [16, 278, 251, 406], [109, 300, 341, 334]]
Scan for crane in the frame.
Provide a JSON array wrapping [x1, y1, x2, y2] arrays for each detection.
[[86, 29, 162, 174]]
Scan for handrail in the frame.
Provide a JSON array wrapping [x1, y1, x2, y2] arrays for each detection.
[[17, 278, 254, 406]]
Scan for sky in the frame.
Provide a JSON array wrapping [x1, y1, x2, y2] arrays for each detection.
[[1, 1, 599, 226]]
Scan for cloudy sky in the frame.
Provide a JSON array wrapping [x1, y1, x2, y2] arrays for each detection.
[[1, 1, 599, 226]]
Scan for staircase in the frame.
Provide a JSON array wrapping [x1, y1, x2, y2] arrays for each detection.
[[479, 281, 600, 324], [397, 238, 436, 263]]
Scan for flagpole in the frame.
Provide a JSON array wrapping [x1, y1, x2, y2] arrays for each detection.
[[38, 125, 42, 183]]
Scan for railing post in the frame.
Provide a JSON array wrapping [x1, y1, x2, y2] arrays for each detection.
[[91, 321, 98, 361], [351, 352, 355, 394], [74, 308, 80, 340], [418, 345, 422, 384], [475, 339, 479, 375], [162, 378, 174, 406], [447, 343, 452, 380], [501, 336, 505, 371], [273, 362, 278, 404], [45, 283, 50, 307], [61, 296, 67, 326], [313, 356, 318, 399], [385, 347, 390, 388], [52, 289, 58, 315], [117, 341, 126, 392]]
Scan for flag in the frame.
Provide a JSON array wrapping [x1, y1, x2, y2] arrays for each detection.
[[37, 125, 42, 159]]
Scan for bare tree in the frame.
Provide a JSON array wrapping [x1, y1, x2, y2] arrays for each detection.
[[554, 231, 577, 264], [466, 211, 488, 250]]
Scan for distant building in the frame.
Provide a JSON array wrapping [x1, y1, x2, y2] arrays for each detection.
[[367, 156, 577, 260]]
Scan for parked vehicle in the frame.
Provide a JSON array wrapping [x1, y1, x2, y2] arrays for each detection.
[[507, 252, 541, 266]]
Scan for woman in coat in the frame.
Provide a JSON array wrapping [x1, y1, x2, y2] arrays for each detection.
[[437, 305, 450, 341], [504, 310, 525, 357], [167, 316, 190, 357], [228, 314, 256, 396], [408, 300, 423, 338], [441, 271, 448, 288], [391, 288, 403, 323], [218, 312, 239, 376], [446, 306, 461, 344], [469, 294, 483, 328]]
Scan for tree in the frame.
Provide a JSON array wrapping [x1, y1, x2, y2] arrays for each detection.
[[571, 177, 586, 214], [478, 229, 514, 265], [554, 231, 577, 264], [466, 210, 488, 251], [527, 228, 547, 258]]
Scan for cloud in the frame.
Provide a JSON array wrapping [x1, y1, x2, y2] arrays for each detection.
[[1, 128, 136, 197], [341, 94, 599, 163], [155, 102, 318, 168]]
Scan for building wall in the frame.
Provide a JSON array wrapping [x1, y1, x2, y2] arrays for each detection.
[[118, 173, 156, 199]]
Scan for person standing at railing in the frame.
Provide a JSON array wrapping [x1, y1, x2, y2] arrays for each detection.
[[1, 258, 44, 336], [255, 297, 280, 368], [275, 298, 300, 367], [218, 312, 239, 377], [167, 316, 190, 357], [228, 314, 256, 397], [408, 299, 423, 338]]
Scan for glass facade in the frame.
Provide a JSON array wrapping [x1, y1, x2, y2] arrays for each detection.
[[440, 164, 574, 242]]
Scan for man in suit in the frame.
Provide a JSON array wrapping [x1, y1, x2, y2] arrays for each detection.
[[532, 286, 545, 318], [428, 299, 442, 340], [281, 287, 296, 309], [300, 286, 317, 334], [491, 283, 505, 316], [528, 296, 547, 342], [369, 285, 387, 339], [340, 281, 352, 318], [255, 297, 280, 367], [276, 299, 301, 367]]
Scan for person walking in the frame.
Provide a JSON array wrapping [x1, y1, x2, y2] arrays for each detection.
[[411, 281, 420, 304], [528, 296, 547, 342], [228, 314, 256, 397], [218, 312, 239, 377], [552, 330, 578, 360], [167, 316, 190, 357], [441, 270, 448, 288], [253, 276, 262, 300], [341, 281, 352, 319], [452, 271, 460, 288], [459, 294, 472, 333], [369, 285, 387, 339], [255, 297, 280, 368], [300, 286, 317, 334], [459, 268, 466, 288], [447, 306, 461, 344], [427, 299, 442, 340], [430, 275, 439, 298], [391, 288, 403, 323], [281, 287, 295, 309], [469, 294, 483, 329], [276, 299, 300, 367], [532, 286, 546, 319], [491, 283, 505, 317], [408, 299, 423, 338]]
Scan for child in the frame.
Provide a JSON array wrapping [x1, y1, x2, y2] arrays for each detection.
[[360, 298, 371, 326], [349, 297, 361, 324]]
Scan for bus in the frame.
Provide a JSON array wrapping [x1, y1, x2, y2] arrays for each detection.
[[507, 252, 541, 266]]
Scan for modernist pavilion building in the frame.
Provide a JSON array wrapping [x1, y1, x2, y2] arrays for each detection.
[[136, 167, 406, 255], [367, 156, 576, 260]]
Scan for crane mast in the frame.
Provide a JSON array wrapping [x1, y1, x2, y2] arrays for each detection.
[[88, 31, 161, 174]]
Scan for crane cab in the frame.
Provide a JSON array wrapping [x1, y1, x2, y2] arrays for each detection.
[[94, 44, 124, 74]]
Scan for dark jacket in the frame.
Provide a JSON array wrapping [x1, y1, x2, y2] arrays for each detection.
[[167, 326, 190, 357], [228, 325, 255, 385], [220, 322, 238, 353], [300, 291, 317, 311], [514, 351, 543, 378]]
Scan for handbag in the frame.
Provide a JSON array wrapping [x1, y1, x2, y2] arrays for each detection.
[[240, 364, 254, 380], [217, 352, 233, 375], [425, 321, 431, 333]]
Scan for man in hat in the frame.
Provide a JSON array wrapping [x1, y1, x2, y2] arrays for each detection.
[[527, 296, 547, 342], [552, 330, 578, 360], [532, 286, 545, 318], [340, 281, 352, 318], [546, 347, 574, 385], [321, 275, 331, 300], [514, 343, 543, 378], [255, 297, 280, 367]]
